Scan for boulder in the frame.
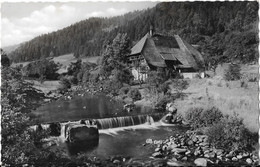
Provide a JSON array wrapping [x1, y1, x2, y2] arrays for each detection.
[[167, 160, 185, 166], [155, 147, 161, 152], [166, 103, 177, 114], [246, 158, 253, 164], [194, 158, 207, 167], [237, 154, 243, 159], [185, 150, 191, 156], [232, 157, 238, 161], [66, 124, 99, 143], [152, 152, 163, 158], [113, 160, 120, 164], [171, 148, 187, 154], [167, 143, 178, 150], [146, 139, 153, 144], [242, 152, 250, 158]]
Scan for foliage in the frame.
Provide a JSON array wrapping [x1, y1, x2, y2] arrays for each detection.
[[146, 68, 168, 88], [58, 76, 72, 93], [128, 88, 142, 101], [119, 86, 131, 96], [185, 106, 223, 129], [1, 67, 45, 113], [240, 80, 248, 89], [102, 79, 123, 96], [154, 95, 171, 112], [206, 114, 257, 152], [170, 79, 189, 93], [23, 58, 59, 80], [68, 59, 82, 75], [224, 63, 242, 81], [158, 81, 170, 94], [1, 49, 11, 67], [100, 33, 131, 78], [1, 65, 61, 165], [111, 68, 134, 84]]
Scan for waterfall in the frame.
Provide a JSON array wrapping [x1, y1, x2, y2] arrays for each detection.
[[60, 123, 67, 142], [96, 113, 164, 129], [32, 113, 164, 139]]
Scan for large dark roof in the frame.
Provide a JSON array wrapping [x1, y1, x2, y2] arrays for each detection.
[[130, 33, 205, 70]]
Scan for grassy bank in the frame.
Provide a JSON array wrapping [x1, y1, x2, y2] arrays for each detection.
[[173, 73, 258, 132]]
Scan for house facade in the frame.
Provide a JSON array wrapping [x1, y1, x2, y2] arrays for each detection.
[[127, 31, 205, 80]]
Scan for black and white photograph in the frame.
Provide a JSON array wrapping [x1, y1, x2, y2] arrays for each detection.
[[1, 0, 259, 166]]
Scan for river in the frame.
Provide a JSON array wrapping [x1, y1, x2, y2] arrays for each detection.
[[34, 93, 189, 159]]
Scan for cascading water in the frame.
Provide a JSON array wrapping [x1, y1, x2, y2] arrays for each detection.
[[96, 113, 164, 129], [60, 123, 67, 142], [33, 113, 165, 140]]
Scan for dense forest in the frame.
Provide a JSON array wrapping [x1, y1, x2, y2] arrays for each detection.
[[8, 1, 258, 65]]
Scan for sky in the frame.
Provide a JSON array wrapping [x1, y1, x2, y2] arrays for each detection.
[[1, 1, 158, 47]]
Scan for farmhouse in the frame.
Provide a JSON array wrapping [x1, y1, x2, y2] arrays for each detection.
[[128, 30, 205, 80]]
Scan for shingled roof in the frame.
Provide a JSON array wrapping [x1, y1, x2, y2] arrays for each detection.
[[130, 33, 205, 70]]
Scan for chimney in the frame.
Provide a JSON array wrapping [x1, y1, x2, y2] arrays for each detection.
[[149, 25, 153, 36]]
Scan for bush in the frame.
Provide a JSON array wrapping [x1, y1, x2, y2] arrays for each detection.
[[119, 87, 130, 96], [206, 114, 256, 152], [184, 107, 204, 129], [58, 76, 71, 93], [224, 63, 241, 81], [154, 96, 171, 112], [103, 79, 123, 96], [202, 106, 223, 126], [158, 81, 170, 94], [185, 106, 223, 129], [128, 88, 141, 101], [240, 80, 248, 89], [248, 77, 257, 82]]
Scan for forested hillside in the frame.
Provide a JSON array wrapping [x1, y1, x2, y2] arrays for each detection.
[[8, 1, 258, 65]]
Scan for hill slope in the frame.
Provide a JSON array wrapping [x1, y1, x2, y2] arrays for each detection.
[[8, 1, 258, 65]]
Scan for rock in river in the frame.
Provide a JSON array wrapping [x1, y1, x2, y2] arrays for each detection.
[[152, 152, 163, 158], [194, 158, 207, 167], [66, 124, 99, 143], [246, 158, 253, 164], [171, 148, 187, 154], [167, 160, 185, 166]]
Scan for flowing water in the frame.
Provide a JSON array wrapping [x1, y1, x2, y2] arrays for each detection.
[[34, 93, 188, 159]]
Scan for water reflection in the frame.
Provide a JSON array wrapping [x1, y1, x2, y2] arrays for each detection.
[[67, 139, 99, 155]]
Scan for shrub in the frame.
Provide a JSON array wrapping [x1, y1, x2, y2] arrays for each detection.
[[119, 87, 130, 96], [128, 88, 141, 101], [184, 106, 223, 129], [103, 79, 123, 96], [206, 114, 256, 152], [158, 81, 170, 94], [58, 76, 71, 93], [154, 96, 171, 112], [240, 80, 248, 89], [224, 63, 241, 81], [202, 106, 223, 126], [184, 107, 204, 129], [248, 77, 257, 82]]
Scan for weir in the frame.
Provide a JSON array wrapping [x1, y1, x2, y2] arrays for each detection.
[[31, 113, 165, 141]]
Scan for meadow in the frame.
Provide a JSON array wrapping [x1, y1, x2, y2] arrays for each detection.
[[174, 64, 258, 132]]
